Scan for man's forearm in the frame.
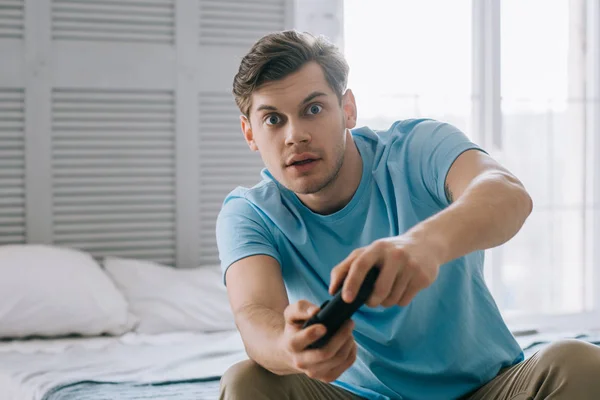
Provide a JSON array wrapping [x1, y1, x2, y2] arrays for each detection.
[[414, 171, 533, 265], [235, 304, 300, 376]]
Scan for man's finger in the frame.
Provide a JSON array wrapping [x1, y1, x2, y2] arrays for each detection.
[[329, 339, 357, 381], [329, 255, 355, 295], [303, 323, 356, 378], [382, 270, 410, 307], [301, 319, 354, 365], [284, 300, 319, 325], [342, 249, 381, 303], [322, 319, 355, 358], [398, 282, 421, 307], [289, 323, 327, 353], [314, 335, 357, 383], [367, 258, 399, 307]]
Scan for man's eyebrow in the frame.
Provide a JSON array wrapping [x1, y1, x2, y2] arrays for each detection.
[[300, 91, 327, 106], [255, 91, 328, 114], [256, 104, 277, 113]]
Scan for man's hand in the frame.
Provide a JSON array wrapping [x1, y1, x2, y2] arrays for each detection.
[[279, 300, 357, 383], [329, 234, 443, 307]]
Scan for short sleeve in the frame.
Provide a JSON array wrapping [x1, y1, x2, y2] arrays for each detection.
[[215, 195, 282, 285], [401, 119, 487, 208]]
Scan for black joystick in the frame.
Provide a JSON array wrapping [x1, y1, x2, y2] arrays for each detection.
[[302, 268, 380, 349]]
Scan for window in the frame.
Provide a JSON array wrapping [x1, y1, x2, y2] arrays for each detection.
[[343, 0, 600, 330], [344, 0, 472, 135]]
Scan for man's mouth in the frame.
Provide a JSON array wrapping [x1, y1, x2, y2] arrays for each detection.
[[286, 156, 320, 172], [286, 153, 321, 167], [290, 159, 316, 166]]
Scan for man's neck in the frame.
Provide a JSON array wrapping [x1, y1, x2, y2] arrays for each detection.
[[296, 134, 363, 215]]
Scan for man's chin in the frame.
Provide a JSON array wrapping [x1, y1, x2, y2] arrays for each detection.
[[285, 178, 330, 195]]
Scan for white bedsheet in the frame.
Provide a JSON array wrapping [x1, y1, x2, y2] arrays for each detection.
[[0, 330, 248, 400]]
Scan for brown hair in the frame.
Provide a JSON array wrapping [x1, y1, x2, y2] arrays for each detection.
[[232, 30, 349, 117]]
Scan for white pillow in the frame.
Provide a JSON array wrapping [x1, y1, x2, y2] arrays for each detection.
[[103, 257, 236, 334], [0, 244, 136, 338]]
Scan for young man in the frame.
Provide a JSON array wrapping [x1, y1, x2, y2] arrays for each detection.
[[216, 30, 600, 400]]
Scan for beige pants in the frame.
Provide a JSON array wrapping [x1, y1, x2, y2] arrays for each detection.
[[219, 339, 600, 400]]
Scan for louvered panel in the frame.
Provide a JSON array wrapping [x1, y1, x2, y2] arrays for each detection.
[[198, 92, 264, 264], [54, 131, 174, 139], [54, 203, 173, 214], [0, 88, 25, 245], [0, 0, 24, 39], [52, 193, 174, 204], [199, 0, 286, 47], [54, 167, 173, 177], [52, 0, 175, 44], [52, 88, 176, 265], [54, 221, 174, 233]]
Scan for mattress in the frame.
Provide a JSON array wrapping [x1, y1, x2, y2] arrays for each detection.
[[0, 330, 248, 400], [516, 329, 600, 358], [42, 379, 222, 400], [3, 328, 598, 400]]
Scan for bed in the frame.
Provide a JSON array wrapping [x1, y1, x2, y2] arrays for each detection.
[[0, 245, 246, 400], [1, 245, 599, 400], [3, 329, 600, 400], [0, 330, 248, 400], [0, 330, 247, 400], [517, 330, 600, 358]]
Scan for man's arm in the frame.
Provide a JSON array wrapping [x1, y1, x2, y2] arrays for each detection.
[[227, 254, 359, 382], [225, 255, 299, 375], [330, 148, 533, 307], [415, 148, 533, 265]]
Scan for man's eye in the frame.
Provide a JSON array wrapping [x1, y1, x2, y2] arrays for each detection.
[[306, 104, 323, 115], [266, 115, 281, 125]]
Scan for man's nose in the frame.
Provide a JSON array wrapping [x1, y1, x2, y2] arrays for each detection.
[[284, 120, 311, 146]]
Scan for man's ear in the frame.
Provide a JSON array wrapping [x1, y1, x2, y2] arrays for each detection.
[[240, 115, 258, 151], [342, 89, 357, 129]]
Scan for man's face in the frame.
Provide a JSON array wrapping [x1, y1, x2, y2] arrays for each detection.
[[241, 62, 356, 195]]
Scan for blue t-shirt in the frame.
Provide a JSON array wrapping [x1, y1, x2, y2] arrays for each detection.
[[216, 119, 524, 400]]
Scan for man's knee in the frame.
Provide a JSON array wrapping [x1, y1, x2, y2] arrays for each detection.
[[220, 359, 290, 399], [538, 339, 600, 369], [537, 339, 600, 390]]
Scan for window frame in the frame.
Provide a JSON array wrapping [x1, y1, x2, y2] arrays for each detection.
[[472, 0, 600, 332]]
